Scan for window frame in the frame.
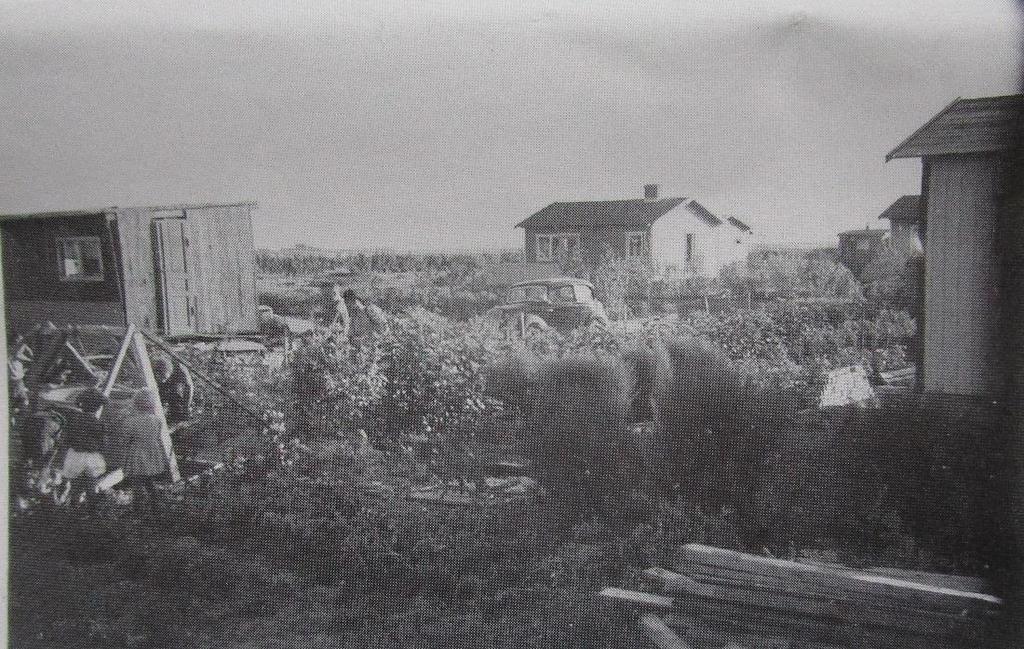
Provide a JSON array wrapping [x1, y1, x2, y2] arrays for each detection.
[[537, 232, 581, 261], [56, 236, 105, 283], [536, 234, 553, 261], [626, 231, 647, 258], [685, 233, 695, 262]]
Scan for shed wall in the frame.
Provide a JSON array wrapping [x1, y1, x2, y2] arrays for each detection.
[[183, 204, 258, 333], [923, 154, 1002, 395], [2, 213, 126, 333]]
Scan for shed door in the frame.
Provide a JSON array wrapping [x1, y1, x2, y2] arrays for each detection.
[[152, 217, 194, 335]]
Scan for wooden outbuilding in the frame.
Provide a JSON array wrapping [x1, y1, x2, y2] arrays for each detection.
[[887, 95, 1020, 397], [1, 202, 258, 337]]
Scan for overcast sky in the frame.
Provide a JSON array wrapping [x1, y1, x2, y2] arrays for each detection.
[[1, 1, 1020, 250]]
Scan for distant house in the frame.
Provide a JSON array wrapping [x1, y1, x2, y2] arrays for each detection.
[[836, 227, 888, 277], [1, 202, 258, 337], [887, 94, 1020, 397], [878, 194, 924, 254], [516, 184, 752, 278]]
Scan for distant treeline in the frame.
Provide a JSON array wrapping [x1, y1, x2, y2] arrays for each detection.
[[256, 248, 523, 277]]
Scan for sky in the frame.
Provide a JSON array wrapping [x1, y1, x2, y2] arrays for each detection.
[[1, 1, 1021, 250]]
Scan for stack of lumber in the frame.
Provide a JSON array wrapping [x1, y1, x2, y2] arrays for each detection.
[[600, 544, 1002, 649]]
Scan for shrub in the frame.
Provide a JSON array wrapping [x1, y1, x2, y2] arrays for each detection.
[[524, 351, 643, 513]]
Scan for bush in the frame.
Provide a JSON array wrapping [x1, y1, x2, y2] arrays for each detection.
[[524, 351, 643, 514]]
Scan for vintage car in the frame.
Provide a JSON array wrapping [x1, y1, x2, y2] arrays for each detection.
[[487, 278, 608, 333]]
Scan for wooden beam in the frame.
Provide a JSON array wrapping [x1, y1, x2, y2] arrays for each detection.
[[131, 331, 181, 482], [639, 613, 694, 649], [99, 324, 135, 397], [64, 340, 99, 379], [599, 587, 675, 611], [674, 544, 1001, 609]]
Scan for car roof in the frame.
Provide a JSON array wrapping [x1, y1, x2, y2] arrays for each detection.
[[509, 277, 593, 289]]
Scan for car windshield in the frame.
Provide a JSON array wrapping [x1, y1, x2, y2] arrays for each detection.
[[509, 284, 549, 302], [550, 285, 577, 303]]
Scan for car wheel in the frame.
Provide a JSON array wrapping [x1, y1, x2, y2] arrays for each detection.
[[523, 316, 547, 334]]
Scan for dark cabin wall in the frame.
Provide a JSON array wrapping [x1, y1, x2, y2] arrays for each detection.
[[2, 214, 126, 333]]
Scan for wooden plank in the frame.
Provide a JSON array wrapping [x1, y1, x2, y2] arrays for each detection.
[[665, 601, 961, 649], [64, 340, 99, 379], [599, 587, 675, 611], [861, 567, 991, 595], [662, 573, 981, 637], [639, 613, 694, 649], [675, 545, 1001, 608], [114, 208, 159, 330], [131, 331, 181, 482], [99, 324, 135, 398]]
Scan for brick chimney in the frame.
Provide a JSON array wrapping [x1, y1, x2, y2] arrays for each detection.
[[644, 184, 659, 200]]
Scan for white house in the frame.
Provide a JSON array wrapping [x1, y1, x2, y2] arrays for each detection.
[[517, 184, 753, 278]]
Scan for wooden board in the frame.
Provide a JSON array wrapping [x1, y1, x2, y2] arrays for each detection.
[[114, 208, 160, 331], [598, 587, 675, 611], [131, 332, 181, 482], [639, 613, 694, 649]]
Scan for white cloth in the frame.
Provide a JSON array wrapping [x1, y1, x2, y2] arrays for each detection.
[[61, 449, 107, 480]]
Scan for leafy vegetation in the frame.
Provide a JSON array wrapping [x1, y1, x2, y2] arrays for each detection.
[[13, 247, 1015, 648]]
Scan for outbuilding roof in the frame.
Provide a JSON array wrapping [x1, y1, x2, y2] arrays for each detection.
[[877, 195, 921, 224], [886, 95, 1023, 160], [0, 202, 258, 223], [515, 197, 746, 231]]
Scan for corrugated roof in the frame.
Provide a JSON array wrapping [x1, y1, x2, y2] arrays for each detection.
[[877, 195, 921, 223], [887, 95, 1023, 160], [515, 197, 740, 230]]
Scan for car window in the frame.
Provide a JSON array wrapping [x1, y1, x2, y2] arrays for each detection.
[[509, 285, 549, 302], [573, 284, 594, 302], [551, 285, 576, 303]]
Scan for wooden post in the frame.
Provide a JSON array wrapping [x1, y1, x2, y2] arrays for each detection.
[[131, 331, 181, 482], [100, 324, 134, 397], [95, 324, 135, 418]]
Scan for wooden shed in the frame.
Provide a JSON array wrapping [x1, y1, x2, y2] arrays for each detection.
[[887, 95, 1020, 397], [1, 202, 258, 337]]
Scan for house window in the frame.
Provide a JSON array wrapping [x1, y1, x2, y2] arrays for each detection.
[[856, 239, 871, 251], [536, 235, 553, 261], [56, 236, 104, 282], [627, 232, 646, 257], [537, 233, 580, 261], [685, 233, 695, 262]]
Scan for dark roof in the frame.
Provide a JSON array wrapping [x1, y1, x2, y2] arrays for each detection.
[[726, 216, 752, 233], [887, 95, 1023, 160], [878, 195, 921, 223], [516, 197, 737, 230]]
